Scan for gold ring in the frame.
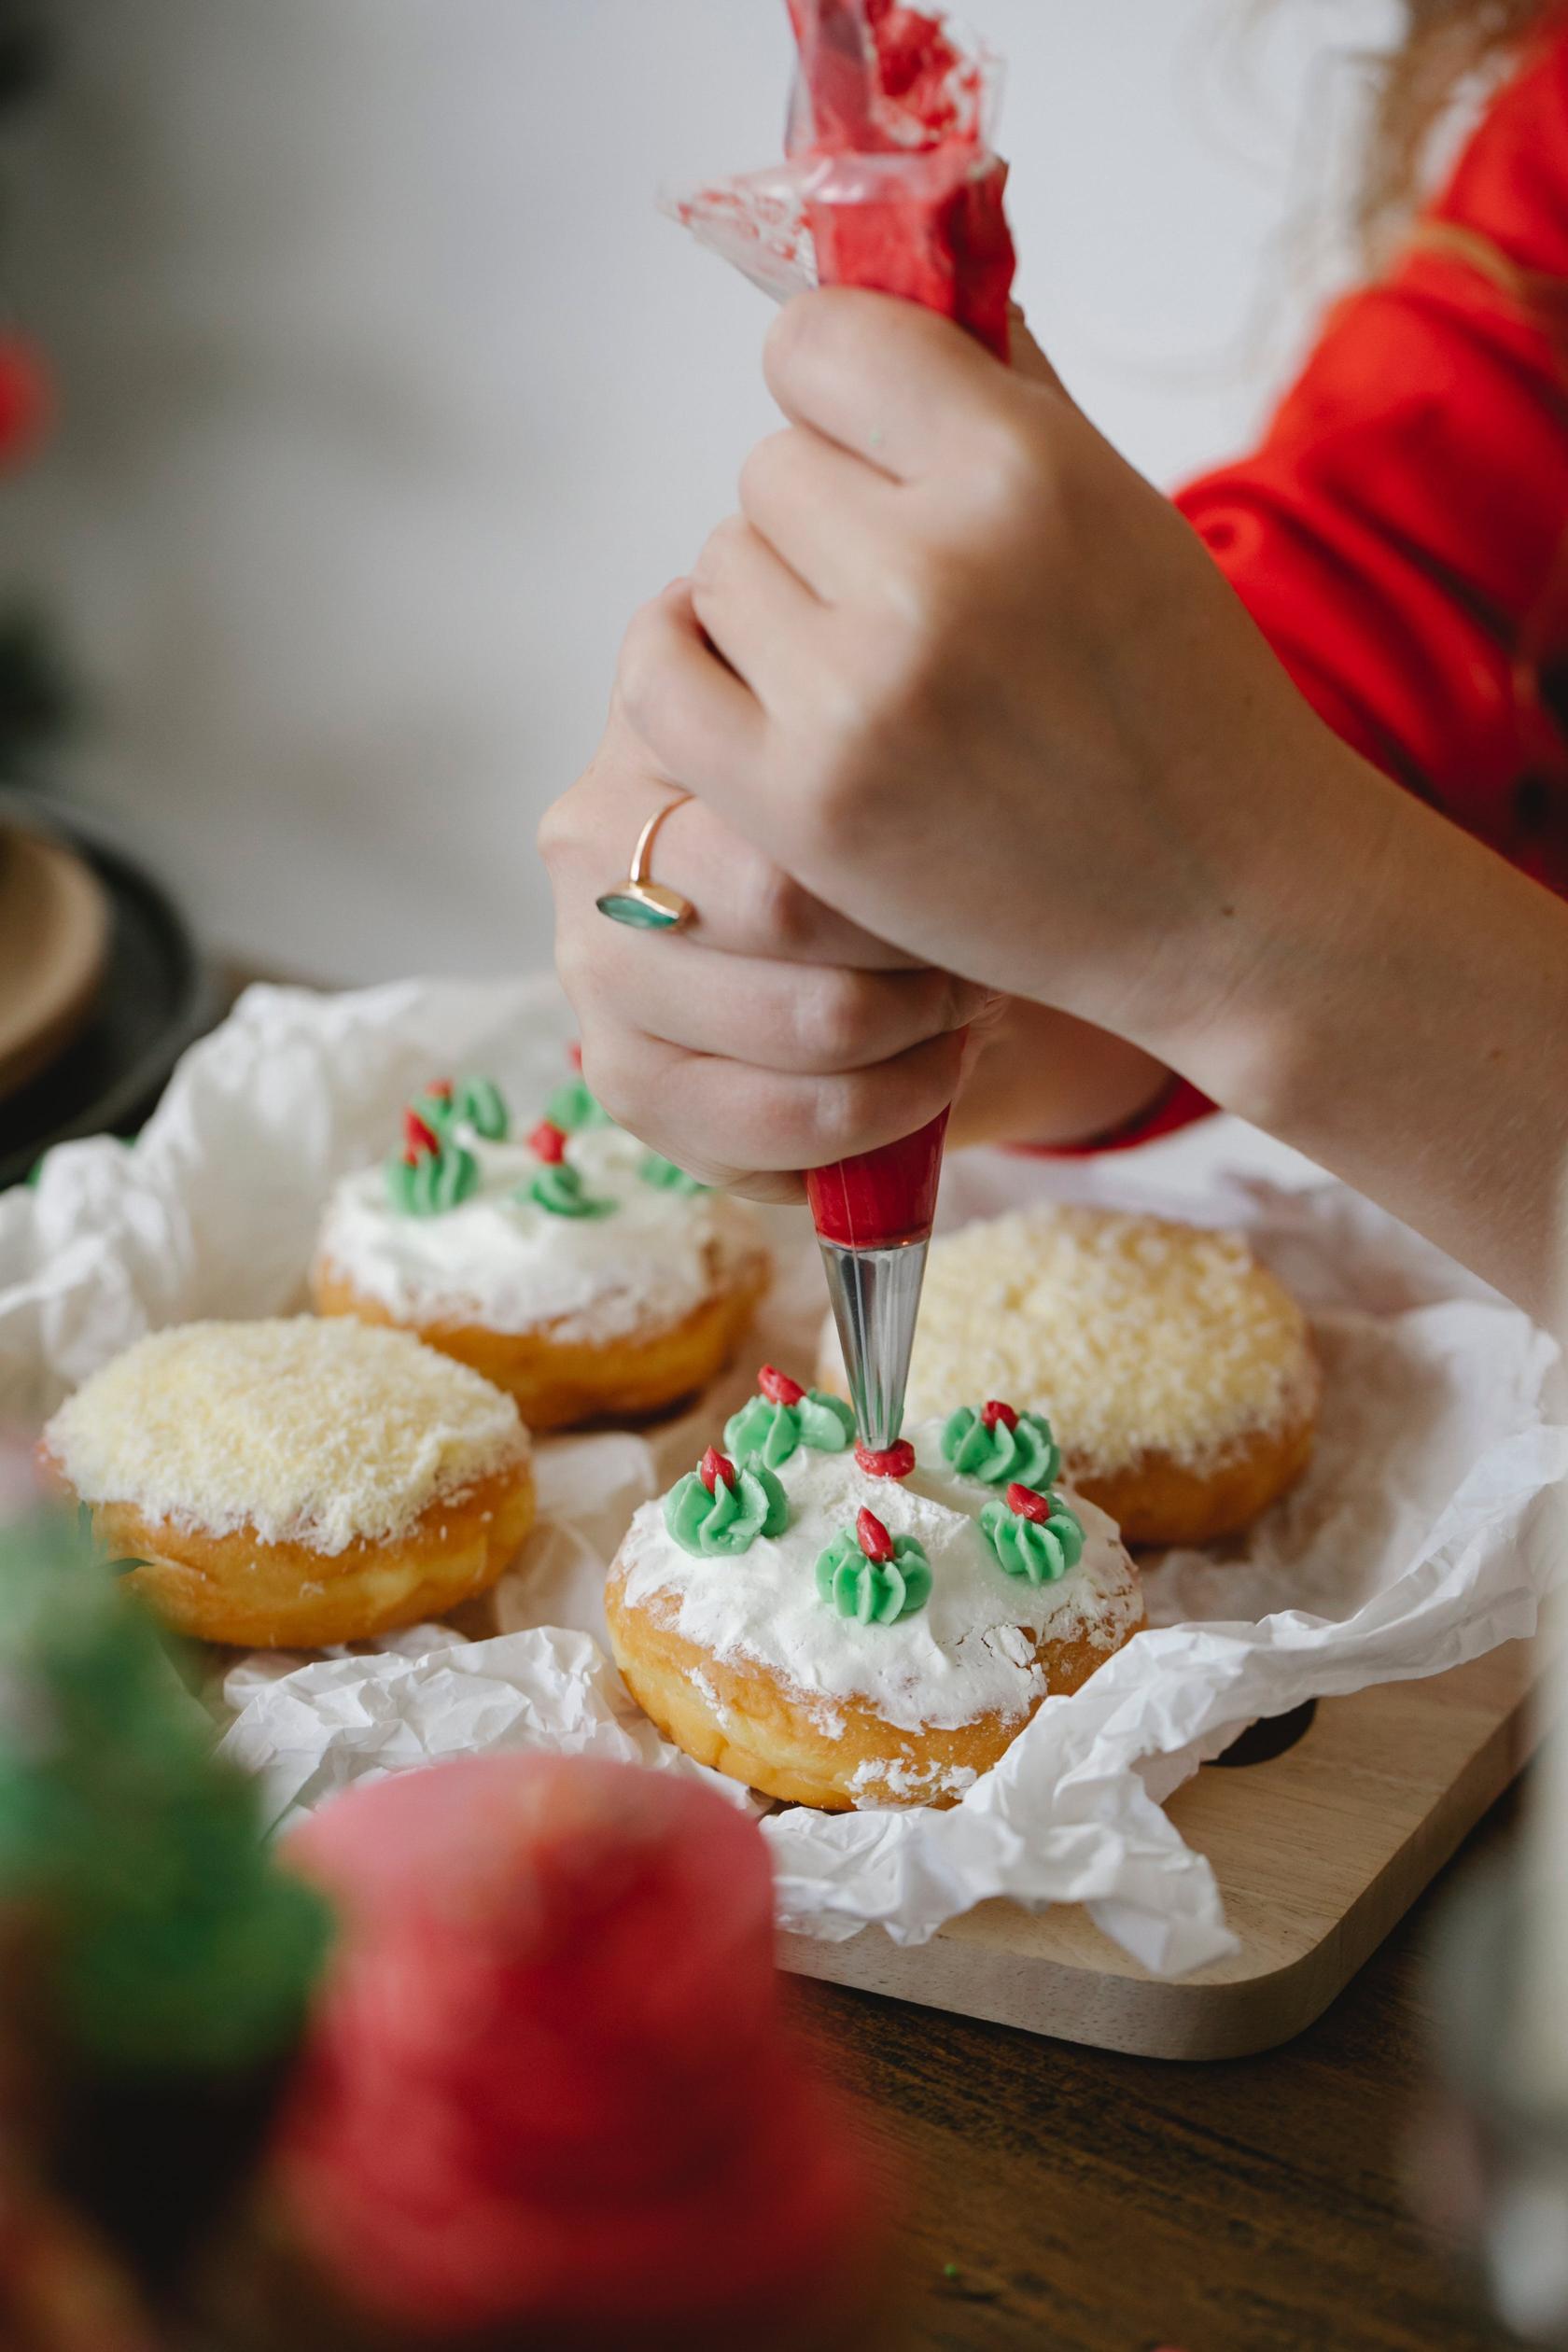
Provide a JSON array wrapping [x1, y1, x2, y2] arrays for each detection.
[[595, 792, 695, 932]]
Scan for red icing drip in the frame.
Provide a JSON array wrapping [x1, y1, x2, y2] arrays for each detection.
[[567, 1043, 584, 1071], [980, 1398, 1018, 1433], [528, 1119, 567, 1165], [855, 1438, 916, 1481], [402, 1109, 440, 1161], [856, 1506, 895, 1563], [701, 1447, 737, 1495], [1006, 1482, 1051, 1524], [758, 1364, 806, 1407]]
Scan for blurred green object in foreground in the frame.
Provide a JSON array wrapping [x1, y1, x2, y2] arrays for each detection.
[[0, 1506, 332, 2076]]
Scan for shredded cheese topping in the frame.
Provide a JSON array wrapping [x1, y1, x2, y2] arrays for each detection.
[[46, 1319, 530, 1556], [864, 1207, 1313, 1475]]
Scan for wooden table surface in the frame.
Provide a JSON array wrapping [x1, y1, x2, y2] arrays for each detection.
[[795, 1789, 1520, 2352]]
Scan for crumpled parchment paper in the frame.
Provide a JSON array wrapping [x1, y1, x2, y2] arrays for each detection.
[[2, 976, 1562, 1977]]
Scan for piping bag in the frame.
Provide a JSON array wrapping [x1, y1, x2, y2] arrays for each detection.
[[668, 0, 1017, 1450]]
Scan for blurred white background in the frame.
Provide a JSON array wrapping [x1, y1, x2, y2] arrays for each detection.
[[5, 0, 1396, 981]]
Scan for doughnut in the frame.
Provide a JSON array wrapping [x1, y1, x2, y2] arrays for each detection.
[[818, 1204, 1319, 1546], [38, 1318, 535, 1648], [311, 1066, 770, 1430], [605, 1365, 1144, 1812]]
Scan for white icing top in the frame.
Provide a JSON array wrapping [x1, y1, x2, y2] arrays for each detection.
[[824, 1205, 1314, 1475], [45, 1318, 530, 1556], [315, 1126, 767, 1344], [616, 1420, 1141, 1736]]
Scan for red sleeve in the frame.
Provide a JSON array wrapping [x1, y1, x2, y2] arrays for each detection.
[[1051, 33, 1568, 1160], [1177, 30, 1568, 894]]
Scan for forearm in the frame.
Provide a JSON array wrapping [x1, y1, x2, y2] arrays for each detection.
[[1155, 737, 1568, 1315]]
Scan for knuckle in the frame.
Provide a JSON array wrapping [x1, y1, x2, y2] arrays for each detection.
[[739, 853, 818, 958], [535, 792, 574, 871], [795, 969, 877, 1070]]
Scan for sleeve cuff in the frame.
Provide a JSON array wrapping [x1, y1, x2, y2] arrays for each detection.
[[1012, 1073, 1217, 1158]]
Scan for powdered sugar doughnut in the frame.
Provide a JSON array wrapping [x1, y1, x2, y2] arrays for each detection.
[[311, 1071, 771, 1430], [605, 1374, 1144, 1813], [818, 1205, 1319, 1546], [39, 1318, 535, 1647]]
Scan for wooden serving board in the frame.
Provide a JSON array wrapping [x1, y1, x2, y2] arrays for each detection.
[[778, 1634, 1547, 2061]]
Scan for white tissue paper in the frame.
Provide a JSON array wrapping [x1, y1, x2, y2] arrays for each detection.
[[2, 976, 1563, 1977]]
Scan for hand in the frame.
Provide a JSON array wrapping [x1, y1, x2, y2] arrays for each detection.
[[538, 691, 995, 1199], [614, 287, 1339, 1064]]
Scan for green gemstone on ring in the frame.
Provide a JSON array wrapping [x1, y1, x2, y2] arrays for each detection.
[[596, 889, 682, 931]]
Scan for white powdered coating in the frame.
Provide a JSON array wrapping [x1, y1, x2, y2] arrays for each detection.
[[617, 1420, 1141, 1736], [46, 1318, 530, 1556], [315, 1126, 766, 1344], [828, 1205, 1313, 1476]]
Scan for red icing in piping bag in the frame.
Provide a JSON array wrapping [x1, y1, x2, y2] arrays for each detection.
[[791, 0, 1015, 1254]]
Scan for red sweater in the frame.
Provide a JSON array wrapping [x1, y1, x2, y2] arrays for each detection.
[[1080, 29, 1568, 1152]]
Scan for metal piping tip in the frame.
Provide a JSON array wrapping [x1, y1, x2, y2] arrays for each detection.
[[818, 1236, 930, 1451]]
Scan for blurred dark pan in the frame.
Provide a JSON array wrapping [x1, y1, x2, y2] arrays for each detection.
[[0, 795, 213, 1187]]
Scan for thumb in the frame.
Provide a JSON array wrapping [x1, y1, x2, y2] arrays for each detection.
[[1007, 303, 1071, 401]]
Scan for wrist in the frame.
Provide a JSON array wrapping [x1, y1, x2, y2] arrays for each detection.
[[1124, 724, 1388, 1124]]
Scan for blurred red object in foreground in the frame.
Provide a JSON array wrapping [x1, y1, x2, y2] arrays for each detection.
[[0, 339, 49, 468], [273, 1756, 887, 2346]]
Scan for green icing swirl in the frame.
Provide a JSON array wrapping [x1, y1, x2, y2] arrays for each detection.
[[455, 1074, 509, 1141], [942, 1406, 1060, 1491], [526, 1163, 615, 1220], [547, 1077, 614, 1135], [979, 1493, 1085, 1587], [385, 1143, 480, 1217], [723, 1389, 855, 1470], [640, 1153, 708, 1196], [815, 1530, 931, 1625], [665, 1464, 789, 1557], [413, 1075, 511, 1143]]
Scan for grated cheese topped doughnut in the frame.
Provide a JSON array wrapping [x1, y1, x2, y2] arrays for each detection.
[[818, 1205, 1320, 1546], [44, 1317, 530, 1557]]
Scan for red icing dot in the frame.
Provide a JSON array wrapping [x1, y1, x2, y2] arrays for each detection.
[[427, 1077, 455, 1101], [403, 1109, 441, 1161], [758, 1365, 805, 1407], [1006, 1483, 1052, 1524], [980, 1399, 1018, 1433], [856, 1508, 895, 1565], [567, 1043, 583, 1071], [700, 1448, 736, 1495], [528, 1120, 568, 1165], [856, 1439, 916, 1481]]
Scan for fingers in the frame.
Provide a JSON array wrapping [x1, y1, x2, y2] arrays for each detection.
[[616, 581, 767, 804], [582, 1025, 970, 1189], [738, 426, 901, 605], [763, 287, 1026, 480], [571, 922, 987, 1074], [539, 712, 921, 970], [688, 514, 826, 715]]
